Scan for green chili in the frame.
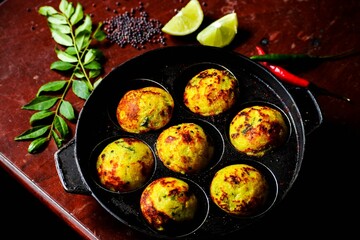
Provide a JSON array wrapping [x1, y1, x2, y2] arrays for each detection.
[[250, 49, 356, 64], [253, 46, 351, 102]]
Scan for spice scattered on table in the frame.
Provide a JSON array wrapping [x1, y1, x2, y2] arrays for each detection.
[[103, 2, 166, 49]]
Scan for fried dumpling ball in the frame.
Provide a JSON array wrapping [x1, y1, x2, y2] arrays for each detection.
[[96, 138, 155, 192], [140, 177, 198, 231], [210, 164, 269, 216], [116, 86, 174, 133], [156, 122, 214, 174], [229, 105, 289, 157], [184, 68, 238, 116]]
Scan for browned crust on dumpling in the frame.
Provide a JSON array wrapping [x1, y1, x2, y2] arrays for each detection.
[[140, 177, 198, 231], [229, 105, 289, 157], [96, 138, 155, 192], [156, 123, 214, 174], [116, 86, 174, 133], [210, 164, 269, 216], [184, 68, 238, 116]]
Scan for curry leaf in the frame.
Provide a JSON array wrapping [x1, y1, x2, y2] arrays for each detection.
[[28, 137, 49, 153], [64, 2, 75, 18], [22, 96, 59, 110], [47, 14, 67, 25], [37, 80, 67, 96], [56, 49, 78, 62], [75, 14, 92, 35], [84, 60, 101, 70], [59, 0, 68, 13], [59, 100, 76, 121], [74, 70, 85, 78], [93, 78, 103, 88], [30, 111, 55, 126], [54, 115, 69, 138], [59, 0, 70, 16], [70, 3, 83, 25], [93, 23, 107, 41], [51, 130, 63, 148], [50, 60, 74, 71], [50, 23, 71, 34], [75, 30, 91, 51], [72, 80, 90, 99], [38, 6, 58, 16], [51, 28, 73, 46], [89, 69, 100, 78], [14, 125, 50, 140], [65, 46, 77, 55], [84, 49, 96, 64]]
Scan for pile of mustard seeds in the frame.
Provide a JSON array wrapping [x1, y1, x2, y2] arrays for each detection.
[[103, 2, 166, 49]]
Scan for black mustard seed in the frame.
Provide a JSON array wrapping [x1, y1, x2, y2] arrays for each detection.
[[103, 2, 166, 49]]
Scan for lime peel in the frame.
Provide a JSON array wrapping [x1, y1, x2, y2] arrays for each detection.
[[197, 12, 238, 48], [161, 0, 204, 36]]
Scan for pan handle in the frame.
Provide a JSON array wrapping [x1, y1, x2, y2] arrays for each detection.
[[54, 138, 92, 195], [288, 87, 323, 135]]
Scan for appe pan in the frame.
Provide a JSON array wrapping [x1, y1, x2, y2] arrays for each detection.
[[55, 45, 323, 239]]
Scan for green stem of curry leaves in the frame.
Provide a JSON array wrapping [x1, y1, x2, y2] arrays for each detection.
[[14, 0, 106, 153], [67, 18, 93, 91]]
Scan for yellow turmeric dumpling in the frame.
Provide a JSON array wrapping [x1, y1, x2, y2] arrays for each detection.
[[156, 122, 214, 174], [96, 138, 155, 192], [210, 164, 269, 216], [229, 105, 289, 157], [140, 177, 198, 231], [116, 86, 174, 134], [184, 68, 238, 116]]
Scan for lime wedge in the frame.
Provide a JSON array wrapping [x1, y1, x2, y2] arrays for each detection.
[[196, 12, 238, 48], [162, 0, 204, 36]]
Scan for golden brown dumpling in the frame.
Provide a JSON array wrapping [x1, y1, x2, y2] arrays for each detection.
[[229, 105, 289, 157], [183, 68, 238, 116], [210, 164, 269, 216], [140, 177, 198, 231], [116, 86, 174, 133], [96, 138, 154, 192], [156, 123, 214, 174]]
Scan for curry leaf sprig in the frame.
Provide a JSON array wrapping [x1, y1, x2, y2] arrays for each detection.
[[14, 0, 106, 153]]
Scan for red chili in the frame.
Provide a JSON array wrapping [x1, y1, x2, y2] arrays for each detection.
[[255, 46, 310, 88], [255, 46, 266, 56]]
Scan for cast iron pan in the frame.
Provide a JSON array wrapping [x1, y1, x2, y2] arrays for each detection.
[[55, 45, 323, 239]]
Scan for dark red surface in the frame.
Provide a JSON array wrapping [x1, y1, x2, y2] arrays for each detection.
[[1, 0, 359, 239]]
